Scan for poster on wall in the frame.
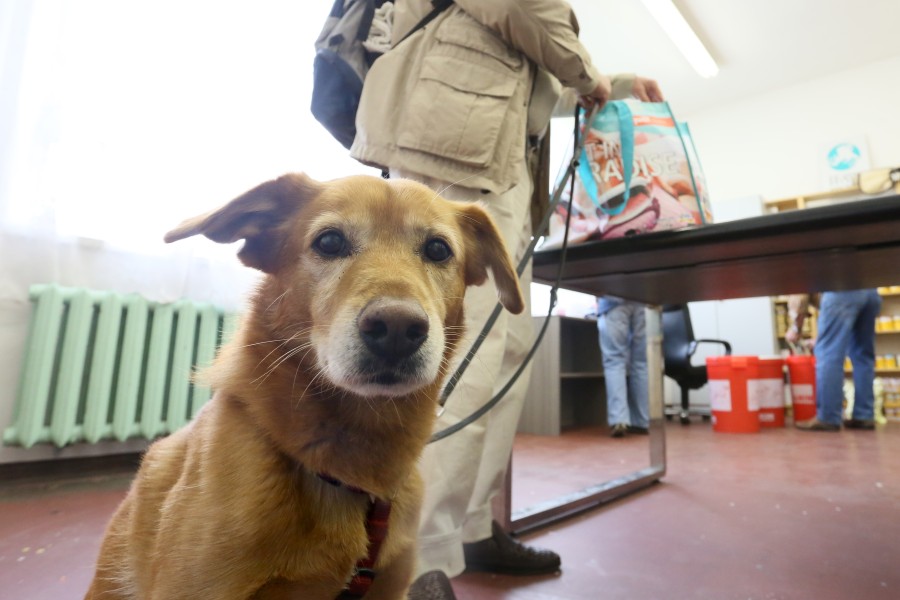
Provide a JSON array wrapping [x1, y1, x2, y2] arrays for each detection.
[[820, 135, 871, 190]]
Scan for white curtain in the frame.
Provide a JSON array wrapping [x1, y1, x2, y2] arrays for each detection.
[[0, 0, 376, 310], [0, 1, 381, 447]]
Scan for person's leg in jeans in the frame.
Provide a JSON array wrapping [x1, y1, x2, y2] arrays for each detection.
[[848, 289, 882, 422], [599, 304, 631, 430], [813, 291, 858, 425], [626, 305, 649, 429]]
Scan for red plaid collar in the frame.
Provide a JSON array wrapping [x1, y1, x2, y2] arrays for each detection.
[[318, 474, 393, 600]]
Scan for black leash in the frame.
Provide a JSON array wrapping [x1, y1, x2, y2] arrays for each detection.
[[429, 104, 597, 444]]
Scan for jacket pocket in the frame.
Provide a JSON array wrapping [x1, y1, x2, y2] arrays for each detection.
[[397, 55, 517, 168], [433, 13, 522, 70]]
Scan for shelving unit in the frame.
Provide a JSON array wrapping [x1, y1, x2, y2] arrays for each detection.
[[764, 168, 899, 214], [764, 182, 900, 421], [764, 186, 860, 213], [773, 296, 818, 347], [519, 316, 605, 435], [873, 289, 900, 421], [771, 288, 900, 420]]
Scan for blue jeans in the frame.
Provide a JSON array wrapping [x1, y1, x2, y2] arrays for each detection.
[[814, 289, 882, 425], [598, 302, 649, 428]]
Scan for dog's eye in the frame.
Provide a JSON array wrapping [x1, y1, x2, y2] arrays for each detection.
[[423, 238, 452, 263], [313, 230, 349, 257]]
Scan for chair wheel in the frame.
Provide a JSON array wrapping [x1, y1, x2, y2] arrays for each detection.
[[679, 414, 691, 425], [665, 414, 673, 421], [702, 415, 711, 422]]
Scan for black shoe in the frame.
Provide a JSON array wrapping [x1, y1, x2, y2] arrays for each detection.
[[627, 425, 649, 435], [843, 418, 876, 430], [795, 417, 840, 431], [609, 423, 628, 438], [408, 570, 456, 600], [463, 521, 561, 576]]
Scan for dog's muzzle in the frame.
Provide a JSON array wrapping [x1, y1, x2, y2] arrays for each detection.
[[324, 298, 439, 397], [358, 299, 429, 365]]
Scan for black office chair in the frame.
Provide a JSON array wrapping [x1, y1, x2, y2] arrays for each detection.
[[661, 304, 732, 424]]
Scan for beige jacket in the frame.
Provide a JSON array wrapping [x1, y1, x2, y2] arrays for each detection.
[[350, 0, 631, 194]]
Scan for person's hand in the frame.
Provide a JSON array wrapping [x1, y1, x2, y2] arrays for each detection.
[[785, 325, 801, 345], [578, 74, 611, 110], [631, 76, 664, 102]]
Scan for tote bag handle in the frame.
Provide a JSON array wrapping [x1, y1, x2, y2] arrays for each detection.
[[577, 100, 634, 216], [577, 100, 707, 221]]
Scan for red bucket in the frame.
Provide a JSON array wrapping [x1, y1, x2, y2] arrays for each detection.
[[753, 357, 786, 428], [706, 356, 761, 433], [785, 355, 817, 422]]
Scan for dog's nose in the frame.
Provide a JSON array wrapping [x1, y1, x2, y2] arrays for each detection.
[[359, 300, 429, 363]]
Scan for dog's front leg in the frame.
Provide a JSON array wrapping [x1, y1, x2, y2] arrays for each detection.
[[84, 577, 131, 600], [364, 544, 417, 600], [249, 577, 346, 600]]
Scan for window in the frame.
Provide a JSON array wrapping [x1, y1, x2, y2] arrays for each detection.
[[2, 0, 375, 252]]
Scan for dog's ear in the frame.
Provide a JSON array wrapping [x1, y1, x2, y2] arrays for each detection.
[[164, 173, 321, 273], [456, 203, 525, 314]]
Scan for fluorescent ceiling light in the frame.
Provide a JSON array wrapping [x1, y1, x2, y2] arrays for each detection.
[[641, 0, 719, 78]]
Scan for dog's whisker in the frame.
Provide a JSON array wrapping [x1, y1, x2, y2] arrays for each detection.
[[237, 335, 307, 350], [296, 366, 332, 407], [243, 328, 312, 358], [264, 289, 290, 312], [434, 174, 477, 199], [252, 336, 309, 373], [253, 343, 313, 387], [385, 397, 403, 426], [291, 346, 324, 405]]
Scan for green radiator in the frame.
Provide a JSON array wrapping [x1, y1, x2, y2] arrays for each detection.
[[4, 284, 236, 448]]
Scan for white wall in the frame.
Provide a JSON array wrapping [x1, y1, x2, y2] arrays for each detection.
[[684, 55, 900, 202], [659, 55, 900, 412]]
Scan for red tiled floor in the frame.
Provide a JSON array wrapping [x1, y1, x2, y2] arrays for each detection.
[[455, 422, 900, 599], [510, 428, 650, 514], [2, 422, 899, 599], [0, 463, 135, 599]]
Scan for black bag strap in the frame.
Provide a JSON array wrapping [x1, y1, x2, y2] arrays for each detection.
[[429, 104, 599, 444], [397, 0, 454, 46]]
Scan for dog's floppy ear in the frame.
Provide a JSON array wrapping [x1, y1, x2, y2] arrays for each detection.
[[456, 203, 525, 314], [164, 173, 321, 273]]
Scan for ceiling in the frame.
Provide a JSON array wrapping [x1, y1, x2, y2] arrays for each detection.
[[568, 0, 900, 116]]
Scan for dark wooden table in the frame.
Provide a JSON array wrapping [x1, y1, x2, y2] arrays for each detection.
[[532, 194, 900, 304], [510, 194, 900, 533]]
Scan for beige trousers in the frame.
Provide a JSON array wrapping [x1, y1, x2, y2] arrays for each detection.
[[392, 163, 535, 577]]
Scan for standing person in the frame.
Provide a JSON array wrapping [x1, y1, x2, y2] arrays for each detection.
[[787, 289, 882, 431], [597, 296, 650, 437], [351, 0, 663, 594]]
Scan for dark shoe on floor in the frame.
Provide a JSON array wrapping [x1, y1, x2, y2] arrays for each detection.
[[408, 570, 456, 600], [609, 423, 629, 438], [463, 521, 561, 575], [795, 417, 840, 431], [627, 425, 649, 435], [843, 418, 876, 430]]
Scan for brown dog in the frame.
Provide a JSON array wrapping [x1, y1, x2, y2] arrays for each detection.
[[85, 173, 523, 599]]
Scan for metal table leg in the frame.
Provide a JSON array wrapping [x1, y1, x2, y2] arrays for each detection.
[[507, 305, 667, 534]]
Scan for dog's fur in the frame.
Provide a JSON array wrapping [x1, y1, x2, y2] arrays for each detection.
[[85, 173, 523, 599]]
